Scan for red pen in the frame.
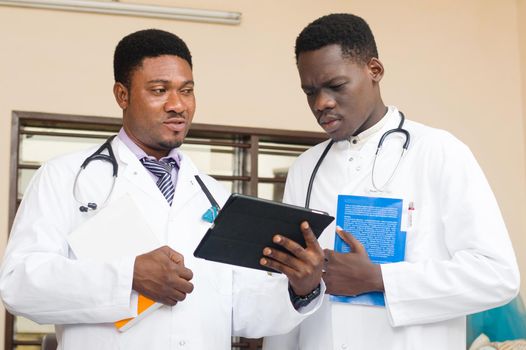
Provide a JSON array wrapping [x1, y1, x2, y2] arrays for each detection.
[[408, 201, 415, 227]]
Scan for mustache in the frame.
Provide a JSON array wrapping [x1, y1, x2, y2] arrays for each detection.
[[166, 111, 185, 119]]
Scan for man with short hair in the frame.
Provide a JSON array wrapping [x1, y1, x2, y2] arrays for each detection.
[[0, 29, 325, 350], [263, 13, 519, 350]]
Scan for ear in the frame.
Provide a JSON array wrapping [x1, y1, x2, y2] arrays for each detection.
[[367, 58, 384, 83], [113, 82, 129, 109]]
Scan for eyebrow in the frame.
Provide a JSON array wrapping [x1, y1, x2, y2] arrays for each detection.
[[302, 76, 347, 90], [146, 79, 194, 85]]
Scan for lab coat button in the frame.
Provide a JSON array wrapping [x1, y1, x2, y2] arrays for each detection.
[[348, 157, 354, 162], [179, 340, 186, 346], [341, 344, 348, 349], [355, 166, 361, 171]]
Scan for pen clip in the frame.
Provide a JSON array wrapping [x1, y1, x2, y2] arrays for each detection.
[[407, 201, 414, 228]]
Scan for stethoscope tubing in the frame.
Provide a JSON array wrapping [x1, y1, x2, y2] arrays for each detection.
[[73, 136, 118, 212], [304, 111, 410, 208], [73, 135, 219, 213]]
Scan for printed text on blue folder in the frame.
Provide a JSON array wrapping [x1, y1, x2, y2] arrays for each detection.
[[332, 195, 406, 307]]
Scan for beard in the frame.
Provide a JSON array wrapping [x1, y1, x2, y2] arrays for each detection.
[[158, 140, 183, 150]]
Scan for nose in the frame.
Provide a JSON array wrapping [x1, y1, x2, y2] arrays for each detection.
[[312, 90, 336, 113], [164, 91, 185, 114]]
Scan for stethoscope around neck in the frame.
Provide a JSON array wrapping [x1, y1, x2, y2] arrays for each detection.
[[304, 111, 410, 208], [72, 135, 219, 218], [73, 136, 118, 212]]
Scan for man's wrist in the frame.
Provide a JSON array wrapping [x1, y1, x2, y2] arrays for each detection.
[[370, 264, 385, 292], [288, 284, 321, 310]]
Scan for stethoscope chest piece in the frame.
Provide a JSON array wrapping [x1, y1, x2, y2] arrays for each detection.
[[74, 136, 221, 218]]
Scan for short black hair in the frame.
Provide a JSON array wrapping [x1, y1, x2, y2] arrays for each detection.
[[113, 29, 192, 88], [295, 13, 378, 64]]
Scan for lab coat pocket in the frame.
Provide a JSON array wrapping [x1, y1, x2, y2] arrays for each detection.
[[401, 199, 434, 262], [195, 260, 233, 297], [401, 200, 417, 233], [61, 323, 120, 350], [400, 199, 419, 262]]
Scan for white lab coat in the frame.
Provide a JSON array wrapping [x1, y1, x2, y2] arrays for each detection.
[[0, 137, 322, 350], [263, 106, 520, 350]]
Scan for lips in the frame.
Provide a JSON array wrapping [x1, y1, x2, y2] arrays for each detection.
[[318, 114, 342, 134], [163, 118, 186, 132]]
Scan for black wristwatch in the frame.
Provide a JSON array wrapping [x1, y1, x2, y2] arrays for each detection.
[[288, 284, 321, 310]]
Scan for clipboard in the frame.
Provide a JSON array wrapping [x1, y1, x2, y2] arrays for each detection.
[[193, 193, 334, 272]]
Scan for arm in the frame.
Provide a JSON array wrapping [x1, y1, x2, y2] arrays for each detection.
[[307, 132, 519, 327], [0, 162, 133, 324], [232, 222, 326, 338], [380, 135, 520, 326]]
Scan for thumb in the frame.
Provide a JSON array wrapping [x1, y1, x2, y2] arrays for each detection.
[[336, 226, 366, 255]]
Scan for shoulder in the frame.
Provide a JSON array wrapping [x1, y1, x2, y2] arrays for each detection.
[[403, 119, 481, 186], [35, 143, 104, 178], [45, 142, 103, 167], [17, 144, 105, 216], [405, 119, 471, 157]]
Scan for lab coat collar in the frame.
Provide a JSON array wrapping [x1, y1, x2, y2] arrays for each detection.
[[348, 106, 401, 146], [112, 137, 203, 211], [117, 127, 182, 167], [170, 151, 204, 214], [334, 106, 402, 153], [112, 137, 168, 204]]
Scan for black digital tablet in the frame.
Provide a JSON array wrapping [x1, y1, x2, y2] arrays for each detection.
[[193, 193, 334, 272]]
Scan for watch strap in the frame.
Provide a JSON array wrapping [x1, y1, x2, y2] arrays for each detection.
[[288, 283, 321, 310]]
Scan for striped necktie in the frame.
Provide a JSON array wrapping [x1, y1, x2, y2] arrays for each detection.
[[141, 157, 176, 205]]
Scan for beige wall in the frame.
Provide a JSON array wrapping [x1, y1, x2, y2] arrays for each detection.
[[520, 0, 526, 324], [521, 1, 526, 201], [1, 0, 525, 345]]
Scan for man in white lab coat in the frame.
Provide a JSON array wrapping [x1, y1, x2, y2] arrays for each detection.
[[0, 29, 325, 350], [262, 13, 520, 350]]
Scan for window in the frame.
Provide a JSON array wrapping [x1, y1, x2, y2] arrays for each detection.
[[6, 111, 327, 349]]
